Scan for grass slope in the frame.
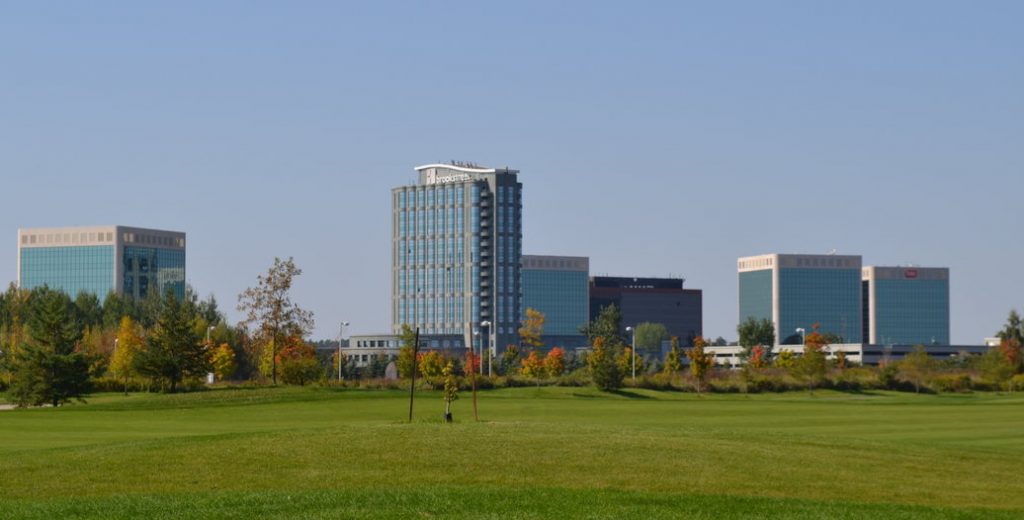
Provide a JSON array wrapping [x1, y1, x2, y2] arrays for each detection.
[[1, 386, 1022, 519]]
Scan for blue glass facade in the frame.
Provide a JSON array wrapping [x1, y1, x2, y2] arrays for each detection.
[[19, 245, 115, 297], [738, 269, 773, 323], [522, 268, 588, 337], [393, 167, 522, 352], [778, 268, 862, 344], [123, 246, 186, 300], [872, 279, 949, 345], [19, 227, 186, 301]]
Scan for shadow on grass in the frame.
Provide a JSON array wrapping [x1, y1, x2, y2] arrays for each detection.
[[608, 389, 654, 400]]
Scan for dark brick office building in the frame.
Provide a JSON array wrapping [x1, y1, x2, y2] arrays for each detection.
[[589, 276, 703, 346]]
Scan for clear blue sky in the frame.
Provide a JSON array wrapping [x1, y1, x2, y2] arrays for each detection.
[[1, 2, 1021, 343]]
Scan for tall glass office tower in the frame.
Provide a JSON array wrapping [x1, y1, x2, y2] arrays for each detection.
[[862, 266, 950, 345], [18, 225, 186, 300], [738, 253, 863, 345], [392, 163, 522, 355]]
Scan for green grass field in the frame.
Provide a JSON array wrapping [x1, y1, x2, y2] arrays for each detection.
[[1, 386, 1022, 519]]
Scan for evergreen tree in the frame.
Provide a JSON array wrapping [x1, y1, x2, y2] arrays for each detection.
[[587, 337, 622, 391], [581, 304, 625, 349], [10, 289, 91, 407], [134, 290, 207, 392], [997, 310, 1024, 344], [74, 292, 103, 329]]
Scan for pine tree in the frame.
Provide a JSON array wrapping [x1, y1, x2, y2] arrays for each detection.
[[10, 289, 91, 407], [134, 290, 207, 392], [588, 337, 622, 391]]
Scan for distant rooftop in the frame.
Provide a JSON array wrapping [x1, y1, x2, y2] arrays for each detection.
[[414, 161, 518, 174]]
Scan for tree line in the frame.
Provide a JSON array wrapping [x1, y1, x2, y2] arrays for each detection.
[[0, 257, 322, 407]]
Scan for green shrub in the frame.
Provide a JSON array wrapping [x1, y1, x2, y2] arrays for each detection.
[[280, 357, 323, 386], [628, 373, 674, 391], [931, 374, 973, 393], [1010, 374, 1024, 392], [878, 364, 900, 389], [553, 371, 590, 387], [91, 377, 152, 393]]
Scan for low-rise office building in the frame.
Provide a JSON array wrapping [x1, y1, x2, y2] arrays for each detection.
[[589, 276, 702, 346], [738, 253, 863, 345], [862, 266, 950, 346], [18, 225, 186, 299], [694, 343, 989, 367], [521, 255, 589, 349]]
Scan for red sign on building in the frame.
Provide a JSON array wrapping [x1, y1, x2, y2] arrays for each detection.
[[904, 269, 918, 279]]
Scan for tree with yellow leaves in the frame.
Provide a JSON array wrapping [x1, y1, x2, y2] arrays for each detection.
[[110, 316, 143, 395], [210, 343, 237, 382], [518, 308, 545, 350]]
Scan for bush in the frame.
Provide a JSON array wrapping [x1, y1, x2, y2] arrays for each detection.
[[279, 357, 323, 386], [1011, 374, 1024, 392], [554, 371, 591, 388], [628, 373, 674, 391], [931, 374, 973, 393], [878, 364, 900, 389], [91, 377, 152, 393]]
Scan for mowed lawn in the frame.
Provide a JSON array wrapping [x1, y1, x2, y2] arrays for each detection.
[[0, 386, 1022, 519]]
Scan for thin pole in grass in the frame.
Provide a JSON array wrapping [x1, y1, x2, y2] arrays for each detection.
[[408, 327, 419, 423], [467, 347, 478, 421]]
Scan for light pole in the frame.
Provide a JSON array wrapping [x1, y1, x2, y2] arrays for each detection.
[[481, 320, 491, 376], [206, 326, 215, 384], [796, 327, 806, 346], [338, 321, 350, 381], [626, 326, 636, 380], [473, 330, 479, 372]]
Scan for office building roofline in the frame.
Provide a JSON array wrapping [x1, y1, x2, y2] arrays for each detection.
[[414, 163, 519, 175]]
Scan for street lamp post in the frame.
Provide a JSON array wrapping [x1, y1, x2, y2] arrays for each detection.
[[338, 321, 350, 381], [473, 329, 480, 372], [626, 326, 637, 380], [206, 326, 215, 384], [481, 320, 491, 377]]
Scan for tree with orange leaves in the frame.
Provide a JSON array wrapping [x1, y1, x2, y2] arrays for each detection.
[[544, 347, 567, 377], [520, 350, 544, 379]]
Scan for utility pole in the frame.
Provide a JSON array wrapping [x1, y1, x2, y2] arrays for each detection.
[[408, 327, 420, 423], [338, 321, 349, 381]]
